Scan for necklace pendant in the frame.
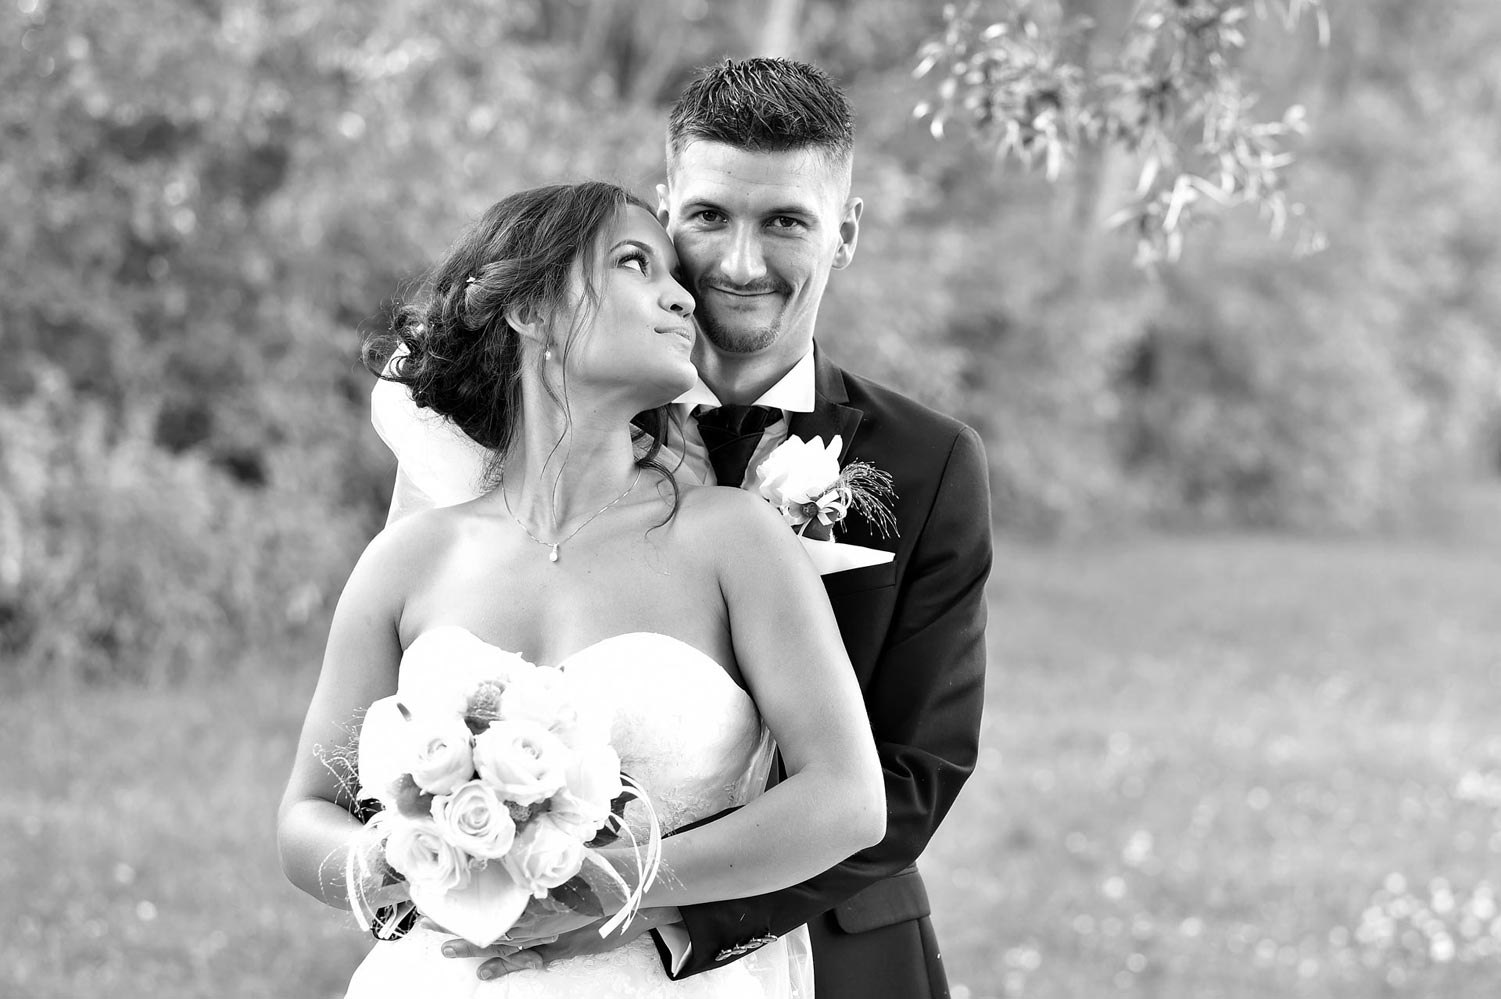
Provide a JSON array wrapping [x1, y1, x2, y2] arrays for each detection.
[[548, 544, 560, 563]]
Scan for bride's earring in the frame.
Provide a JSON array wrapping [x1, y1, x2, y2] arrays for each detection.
[[544, 346, 553, 362]]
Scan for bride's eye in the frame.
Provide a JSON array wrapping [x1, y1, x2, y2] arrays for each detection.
[[618, 251, 649, 275]]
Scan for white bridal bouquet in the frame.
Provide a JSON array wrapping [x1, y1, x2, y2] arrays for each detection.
[[347, 627, 659, 947]]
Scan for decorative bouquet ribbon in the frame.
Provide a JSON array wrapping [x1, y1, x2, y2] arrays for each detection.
[[751, 435, 896, 575], [348, 627, 660, 947]]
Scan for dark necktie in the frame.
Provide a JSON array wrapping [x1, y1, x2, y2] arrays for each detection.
[[694, 404, 780, 487]]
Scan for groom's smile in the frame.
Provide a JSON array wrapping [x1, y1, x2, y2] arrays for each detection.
[[660, 141, 861, 365], [702, 281, 788, 305]]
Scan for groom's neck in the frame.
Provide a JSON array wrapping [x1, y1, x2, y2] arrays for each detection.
[[694, 341, 807, 406]]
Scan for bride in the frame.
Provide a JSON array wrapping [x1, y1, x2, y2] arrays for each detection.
[[276, 181, 885, 997]]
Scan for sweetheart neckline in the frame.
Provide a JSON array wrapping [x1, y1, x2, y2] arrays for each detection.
[[551, 631, 725, 672], [559, 632, 755, 714], [409, 626, 746, 696]]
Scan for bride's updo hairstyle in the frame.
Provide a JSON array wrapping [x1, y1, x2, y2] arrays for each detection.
[[363, 181, 671, 476]]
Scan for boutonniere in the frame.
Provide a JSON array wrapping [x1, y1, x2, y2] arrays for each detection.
[[751, 435, 897, 543]]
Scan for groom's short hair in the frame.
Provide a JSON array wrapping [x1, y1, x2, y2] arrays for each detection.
[[666, 57, 854, 174]]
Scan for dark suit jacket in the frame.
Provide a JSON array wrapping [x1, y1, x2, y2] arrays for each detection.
[[662, 347, 993, 998]]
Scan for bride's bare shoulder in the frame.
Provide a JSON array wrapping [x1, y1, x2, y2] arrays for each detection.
[[671, 484, 790, 544], [354, 503, 479, 577], [375, 501, 468, 541]]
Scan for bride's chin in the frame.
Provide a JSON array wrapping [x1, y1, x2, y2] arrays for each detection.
[[650, 361, 698, 402], [605, 360, 696, 414]]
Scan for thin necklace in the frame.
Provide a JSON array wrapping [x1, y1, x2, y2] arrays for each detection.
[[500, 467, 643, 564]]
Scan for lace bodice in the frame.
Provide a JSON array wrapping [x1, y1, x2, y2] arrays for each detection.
[[345, 632, 809, 999], [557, 633, 773, 835]]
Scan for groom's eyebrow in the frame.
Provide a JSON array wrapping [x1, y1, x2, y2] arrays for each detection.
[[680, 196, 816, 218]]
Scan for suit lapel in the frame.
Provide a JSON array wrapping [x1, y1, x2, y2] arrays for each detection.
[[787, 345, 863, 465]]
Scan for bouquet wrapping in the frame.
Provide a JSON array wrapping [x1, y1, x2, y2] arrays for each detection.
[[346, 627, 660, 947]]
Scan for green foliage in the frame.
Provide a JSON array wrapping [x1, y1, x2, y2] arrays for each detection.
[[1122, 253, 1427, 526], [915, 0, 1330, 265], [0, 370, 368, 684], [890, 0, 1501, 530], [1105, 0, 1501, 526], [0, 0, 667, 682], [2, 0, 1499, 680]]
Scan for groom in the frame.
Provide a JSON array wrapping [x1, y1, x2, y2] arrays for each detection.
[[454, 58, 992, 999]]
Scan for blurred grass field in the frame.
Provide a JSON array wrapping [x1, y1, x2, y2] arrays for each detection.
[[4, 488, 1499, 999]]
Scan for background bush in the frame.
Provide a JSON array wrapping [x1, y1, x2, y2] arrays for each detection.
[[2, 0, 1498, 683]]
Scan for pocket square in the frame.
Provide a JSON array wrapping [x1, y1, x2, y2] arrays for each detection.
[[797, 537, 894, 576]]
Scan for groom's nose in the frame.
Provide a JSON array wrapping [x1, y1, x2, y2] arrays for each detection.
[[717, 225, 768, 286]]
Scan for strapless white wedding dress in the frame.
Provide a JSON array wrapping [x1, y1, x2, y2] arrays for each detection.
[[344, 632, 813, 998]]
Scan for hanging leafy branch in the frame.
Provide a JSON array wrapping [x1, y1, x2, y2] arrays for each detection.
[[914, 0, 1330, 265]]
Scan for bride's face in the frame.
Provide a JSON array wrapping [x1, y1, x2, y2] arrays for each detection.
[[563, 205, 697, 409]]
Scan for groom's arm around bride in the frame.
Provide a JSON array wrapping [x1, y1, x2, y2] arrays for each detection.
[[667, 359, 992, 999]]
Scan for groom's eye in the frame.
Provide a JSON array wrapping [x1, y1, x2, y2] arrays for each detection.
[[693, 209, 725, 225]]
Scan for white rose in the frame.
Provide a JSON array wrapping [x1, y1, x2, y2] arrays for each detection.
[[502, 813, 587, 897], [550, 743, 624, 838], [383, 817, 472, 893], [471, 718, 569, 805], [753, 435, 844, 526], [408, 716, 475, 795], [500, 666, 612, 749], [431, 780, 517, 859], [396, 627, 531, 720]]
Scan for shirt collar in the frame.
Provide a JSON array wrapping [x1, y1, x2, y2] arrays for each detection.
[[674, 349, 817, 413]]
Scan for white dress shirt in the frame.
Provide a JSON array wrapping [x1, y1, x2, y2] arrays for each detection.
[[670, 349, 818, 487]]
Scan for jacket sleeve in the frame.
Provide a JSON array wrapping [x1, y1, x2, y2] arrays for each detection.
[[662, 425, 993, 978]]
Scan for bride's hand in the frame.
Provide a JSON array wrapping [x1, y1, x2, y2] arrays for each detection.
[[441, 907, 683, 982], [497, 904, 602, 947]]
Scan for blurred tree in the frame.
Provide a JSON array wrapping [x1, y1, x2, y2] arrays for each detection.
[[2, 0, 1498, 682], [892, 0, 1501, 530], [0, 0, 667, 681], [914, 0, 1330, 267]]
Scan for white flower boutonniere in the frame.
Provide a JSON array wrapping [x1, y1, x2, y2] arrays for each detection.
[[752, 435, 897, 543]]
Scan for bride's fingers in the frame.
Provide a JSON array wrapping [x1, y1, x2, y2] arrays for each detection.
[[476, 950, 545, 981], [439, 938, 512, 960]]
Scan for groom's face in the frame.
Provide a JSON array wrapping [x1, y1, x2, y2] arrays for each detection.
[[659, 141, 861, 363]]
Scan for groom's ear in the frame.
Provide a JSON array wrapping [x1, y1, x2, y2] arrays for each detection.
[[832, 197, 863, 271], [655, 183, 671, 228]]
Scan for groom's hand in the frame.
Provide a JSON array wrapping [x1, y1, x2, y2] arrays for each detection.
[[503, 907, 602, 949], [438, 938, 544, 980], [441, 907, 682, 982], [437, 909, 596, 982]]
